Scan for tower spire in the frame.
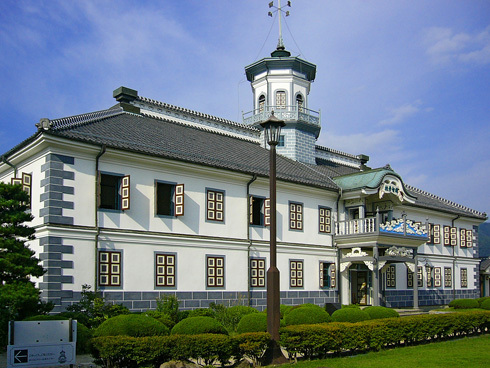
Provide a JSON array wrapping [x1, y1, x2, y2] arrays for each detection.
[[268, 1, 291, 51]]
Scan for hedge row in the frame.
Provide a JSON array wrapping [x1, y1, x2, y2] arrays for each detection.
[[91, 332, 270, 368], [280, 311, 490, 359]]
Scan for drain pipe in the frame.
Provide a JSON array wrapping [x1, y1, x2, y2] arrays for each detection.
[[335, 188, 342, 305], [451, 215, 460, 302], [1, 155, 17, 178], [94, 145, 106, 292], [246, 174, 258, 306]]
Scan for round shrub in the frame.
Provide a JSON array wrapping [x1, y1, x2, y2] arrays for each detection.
[[284, 307, 332, 326], [187, 308, 216, 318], [280, 304, 294, 318], [363, 306, 399, 320], [331, 307, 370, 323], [236, 313, 267, 333], [481, 298, 490, 310], [144, 311, 175, 329], [448, 298, 479, 309], [24, 315, 92, 354], [477, 296, 490, 308], [171, 316, 227, 335], [341, 304, 361, 309], [94, 314, 169, 337]]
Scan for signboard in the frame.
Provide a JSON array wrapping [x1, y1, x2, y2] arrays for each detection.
[[7, 320, 77, 368]]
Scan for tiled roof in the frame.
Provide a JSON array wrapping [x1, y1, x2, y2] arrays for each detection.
[[47, 109, 340, 191]]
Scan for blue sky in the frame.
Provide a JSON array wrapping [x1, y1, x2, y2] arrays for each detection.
[[0, 0, 489, 219]]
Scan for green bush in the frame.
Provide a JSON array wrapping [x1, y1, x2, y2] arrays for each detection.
[[144, 310, 175, 329], [280, 304, 294, 318], [477, 296, 490, 308], [342, 304, 361, 309], [481, 298, 490, 310], [23, 315, 92, 354], [171, 316, 227, 335], [363, 306, 400, 319], [284, 306, 332, 326], [223, 305, 258, 333], [94, 314, 169, 337], [237, 312, 267, 333], [234, 332, 271, 366], [187, 308, 216, 318], [331, 307, 371, 322], [449, 298, 480, 309]]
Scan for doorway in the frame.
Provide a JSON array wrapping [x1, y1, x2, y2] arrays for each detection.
[[350, 265, 371, 305]]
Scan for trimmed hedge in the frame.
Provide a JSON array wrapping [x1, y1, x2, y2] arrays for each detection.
[[482, 298, 490, 310], [91, 332, 268, 368], [236, 312, 267, 333], [171, 316, 227, 335], [477, 296, 490, 307], [280, 311, 490, 359], [331, 307, 371, 322], [144, 311, 175, 329], [94, 314, 169, 337], [449, 298, 480, 309], [285, 306, 332, 326], [363, 306, 400, 320]]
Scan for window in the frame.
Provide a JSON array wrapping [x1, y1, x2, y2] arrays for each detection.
[[275, 91, 286, 108], [207, 256, 224, 287], [290, 260, 303, 288], [99, 173, 130, 210], [296, 94, 304, 112], [11, 173, 32, 208], [250, 258, 266, 288], [156, 182, 184, 216], [320, 262, 336, 288], [450, 227, 457, 246], [460, 228, 467, 247], [249, 196, 270, 226], [99, 251, 121, 287], [258, 94, 265, 112], [433, 224, 441, 244], [466, 230, 473, 248], [386, 265, 396, 288], [426, 266, 433, 287], [443, 226, 451, 246], [155, 253, 176, 287], [461, 268, 468, 288], [278, 135, 285, 147], [289, 202, 303, 230], [444, 267, 452, 288], [434, 267, 442, 287], [319, 207, 332, 233], [427, 223, 434, 244], [408, 266, 423, 288], [207, 189, 224, 222]]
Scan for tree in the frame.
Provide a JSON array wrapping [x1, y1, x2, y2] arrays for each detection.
[[0, 182, 50, 346]]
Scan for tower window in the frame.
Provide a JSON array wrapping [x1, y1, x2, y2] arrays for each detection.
[[296, 94, 304, 112], [278, 135, 285, 147], [258, 94, 266, 112], [275, 91, 286, 108]]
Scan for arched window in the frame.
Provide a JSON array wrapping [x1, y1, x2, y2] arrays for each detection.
[[276, 91, 286, 109], [296, 94, 304, 112], [258, 94, 265, 112]]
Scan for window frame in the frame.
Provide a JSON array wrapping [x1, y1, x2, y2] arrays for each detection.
[[206, 255, 225, 288], [250, 257, 266, 288], [460, 268, 468, 288], [290, 259, 304, 288], [318, 206, 332, 234], [258, 94, 266, 112], [155, 180, 185, 217], [319, 261, 336, 289], [98, 250, 122, 287], [99, 172, 129, 211], [275, 90, 287, 108], [249, 195, 270, 227], [434, 267, 442, 287], [289, 201, 304, 231], [386, 265, 396, 288], [444, 267, 452, 288], [206, 189, 225, 222], [155, 252, 176, 288]]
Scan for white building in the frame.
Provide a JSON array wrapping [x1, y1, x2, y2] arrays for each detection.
[[0, 43, 486, 313]]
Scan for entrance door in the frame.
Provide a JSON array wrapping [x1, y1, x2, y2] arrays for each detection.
[[356, 271, 368, 305]]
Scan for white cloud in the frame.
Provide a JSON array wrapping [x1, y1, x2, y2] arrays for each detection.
[[424, 25, 490, 65], [378, 100, 424, 126]]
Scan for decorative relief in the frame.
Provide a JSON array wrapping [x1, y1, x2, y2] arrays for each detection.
[[385, 246, 413, 258], [340, 261, 352, 272], [379, 178, 406, 202], [405, 262, 416, 273], [345, 198, 364, 207], [364, 261, 374, 271], [380, 218, 427, 237], [344, 247, 368, 258], [378, 261, 387, 270], [372, 201, 393, 212]]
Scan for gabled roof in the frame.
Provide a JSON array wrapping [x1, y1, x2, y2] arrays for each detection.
[[332, 167, 403, 191]]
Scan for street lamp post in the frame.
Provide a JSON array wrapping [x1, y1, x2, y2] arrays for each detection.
[[260, 112, 286, 364]]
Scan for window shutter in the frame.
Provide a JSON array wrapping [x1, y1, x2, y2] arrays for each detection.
[[450, 227, 457, 246], [97, 171, 102, 208], [249, 196, 253, 225], [22, 173, 32, 208], [319, 263, 324, 288], [121, 175, 130, 210], [264, 198, 271, 226], [466, 230, 473, 248], [434, 267, 441, 287], [407, 268, 413, 288], [460, 228, 466, 247], [443, 226, 450, 246], [174, 184, 184, 216], [11, 178, 22, 185], [433, 224, 441, 244], [428, 223, 434, 244], [330, 264, 336, 288]]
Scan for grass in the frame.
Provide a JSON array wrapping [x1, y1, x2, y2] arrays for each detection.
[[279, 335, 490, 368]]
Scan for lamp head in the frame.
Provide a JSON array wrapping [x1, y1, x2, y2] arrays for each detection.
[[260, 111, 286, 146]]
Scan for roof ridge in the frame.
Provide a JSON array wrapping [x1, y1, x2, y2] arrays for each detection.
[[137, 96, 259, 132], [299, 162, 340, 189], [50, 107, 124, 130], [316, 144, 360, 160], [140, 112, 259, 144], [406, 184, 486, 217]]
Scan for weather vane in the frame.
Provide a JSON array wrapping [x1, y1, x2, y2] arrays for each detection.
[[268, 1, 291, 50]]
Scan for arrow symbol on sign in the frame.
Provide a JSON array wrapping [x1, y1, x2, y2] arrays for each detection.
[[14, 349, 28, 363]]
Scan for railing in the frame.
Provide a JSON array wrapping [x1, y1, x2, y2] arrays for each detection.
[[335, 217, 377, 236], [242, 105, 320, 126], [335, 216, 428, 238]]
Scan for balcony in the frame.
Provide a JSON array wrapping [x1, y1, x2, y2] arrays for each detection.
[[242, 105, 320, 127], [335, 216, 428, 248]]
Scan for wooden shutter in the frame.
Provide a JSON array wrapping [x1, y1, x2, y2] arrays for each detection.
[[121, 175, 130, 210], [418, 266, 423, 287], [174, 184, 184, 216], [434, 267, 442, 287], [450, 227, 457, 246], [407, 268, 413, 288], [433, 224, 441, 244], [264, 198, 271, 226], [460, 228, 466, 247], [426, 267, 433, 287], [11, 178, 22, 185], [96, 171, 102, 208], [466, 230, 473, 248], [330, 264, 336, 288], [443, 226, 450, 246], [249, 196, 253, 224], [428, 223, 434, 244], [319, 263, 324, 288]]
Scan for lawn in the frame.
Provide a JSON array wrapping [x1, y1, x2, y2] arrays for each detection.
[[280, 335, 490, 368]]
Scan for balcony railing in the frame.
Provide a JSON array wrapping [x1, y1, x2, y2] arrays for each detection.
[[335, 216, 428, 238], [242, 105, 320, 126]]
